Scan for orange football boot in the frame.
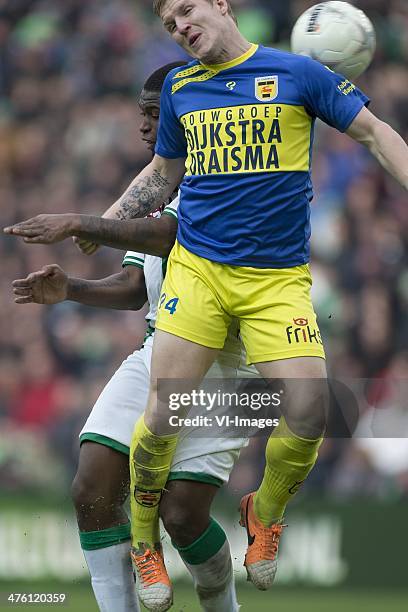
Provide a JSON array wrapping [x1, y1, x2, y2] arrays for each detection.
[[130, 545, 173, 612], [239, 492, 287, 590]]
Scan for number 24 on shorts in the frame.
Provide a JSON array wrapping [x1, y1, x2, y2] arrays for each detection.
[[159, 293, 179, 315]]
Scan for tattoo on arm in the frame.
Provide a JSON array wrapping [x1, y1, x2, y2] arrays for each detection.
[[116, 170, 171, 220]]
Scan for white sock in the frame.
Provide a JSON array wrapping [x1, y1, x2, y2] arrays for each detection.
[[83, 542, 140, 612], [183, 540, 239, 612]]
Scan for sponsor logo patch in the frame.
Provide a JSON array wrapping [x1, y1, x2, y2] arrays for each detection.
[[286, 318, 323, 345]]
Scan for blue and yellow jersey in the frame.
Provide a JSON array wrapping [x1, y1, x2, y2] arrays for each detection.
[[155, 44, 369, 268]]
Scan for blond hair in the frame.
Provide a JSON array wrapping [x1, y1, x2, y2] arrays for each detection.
[[153, 0, 236, 23]]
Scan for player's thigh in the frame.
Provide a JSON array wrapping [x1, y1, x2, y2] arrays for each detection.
[[256, 356, 328, 438], [238, 264, 325, 365], [80, 346, 151, 449], [256, 355, 327, 379], [150, 329, 219, 381], [144, 329, 219, 433], [155, 241, 230, 350]]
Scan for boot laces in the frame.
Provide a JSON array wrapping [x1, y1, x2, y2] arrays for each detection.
[[261, 523, 287, 560], [133, 549, 164, 586]]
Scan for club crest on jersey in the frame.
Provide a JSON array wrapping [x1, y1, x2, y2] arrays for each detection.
[[255, 76, 278, 101]]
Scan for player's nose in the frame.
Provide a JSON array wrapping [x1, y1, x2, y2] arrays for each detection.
[[175, 17, 190, 36], [140, 118, 151, 134]]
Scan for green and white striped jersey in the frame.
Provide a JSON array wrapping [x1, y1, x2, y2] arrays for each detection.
[[122, 196, 179, 328]]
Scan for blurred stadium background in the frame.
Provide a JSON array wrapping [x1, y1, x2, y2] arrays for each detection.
[[0, 0, 407, 610]]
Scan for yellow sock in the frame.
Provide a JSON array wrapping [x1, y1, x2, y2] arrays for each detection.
[[254, 417, 323, 526], [130, 416, 179, 550]]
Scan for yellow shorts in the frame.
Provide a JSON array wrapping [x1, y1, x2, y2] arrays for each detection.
[[156, 241, 325, 364]]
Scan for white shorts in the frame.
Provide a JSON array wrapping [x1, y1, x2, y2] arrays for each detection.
[[80, 334, 258, 486]]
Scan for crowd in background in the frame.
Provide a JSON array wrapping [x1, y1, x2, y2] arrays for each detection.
[[0, 0, 407, 502]]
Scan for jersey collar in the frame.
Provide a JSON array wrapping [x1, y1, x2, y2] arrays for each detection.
[[200, 43, 258, 73]]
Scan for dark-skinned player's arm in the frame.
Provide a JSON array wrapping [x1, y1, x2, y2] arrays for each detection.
[[4, 209, 177, 256], [11, 206, 178, 309], [346, 106, 408, 190], [12, 265, 147, 310], [4, 154, 184, 252]]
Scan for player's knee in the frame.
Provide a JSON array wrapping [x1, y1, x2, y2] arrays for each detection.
[[284, 380, 329, 438], [160, 497, 209, 546], [71, 471, 96, 512], [71, 470, 116, 514]]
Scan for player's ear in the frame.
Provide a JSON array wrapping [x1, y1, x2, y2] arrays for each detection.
[[214, 0, 229, 18]]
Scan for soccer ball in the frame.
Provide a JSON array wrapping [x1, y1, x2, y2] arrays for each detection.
[[291, 1, 376, 80]]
